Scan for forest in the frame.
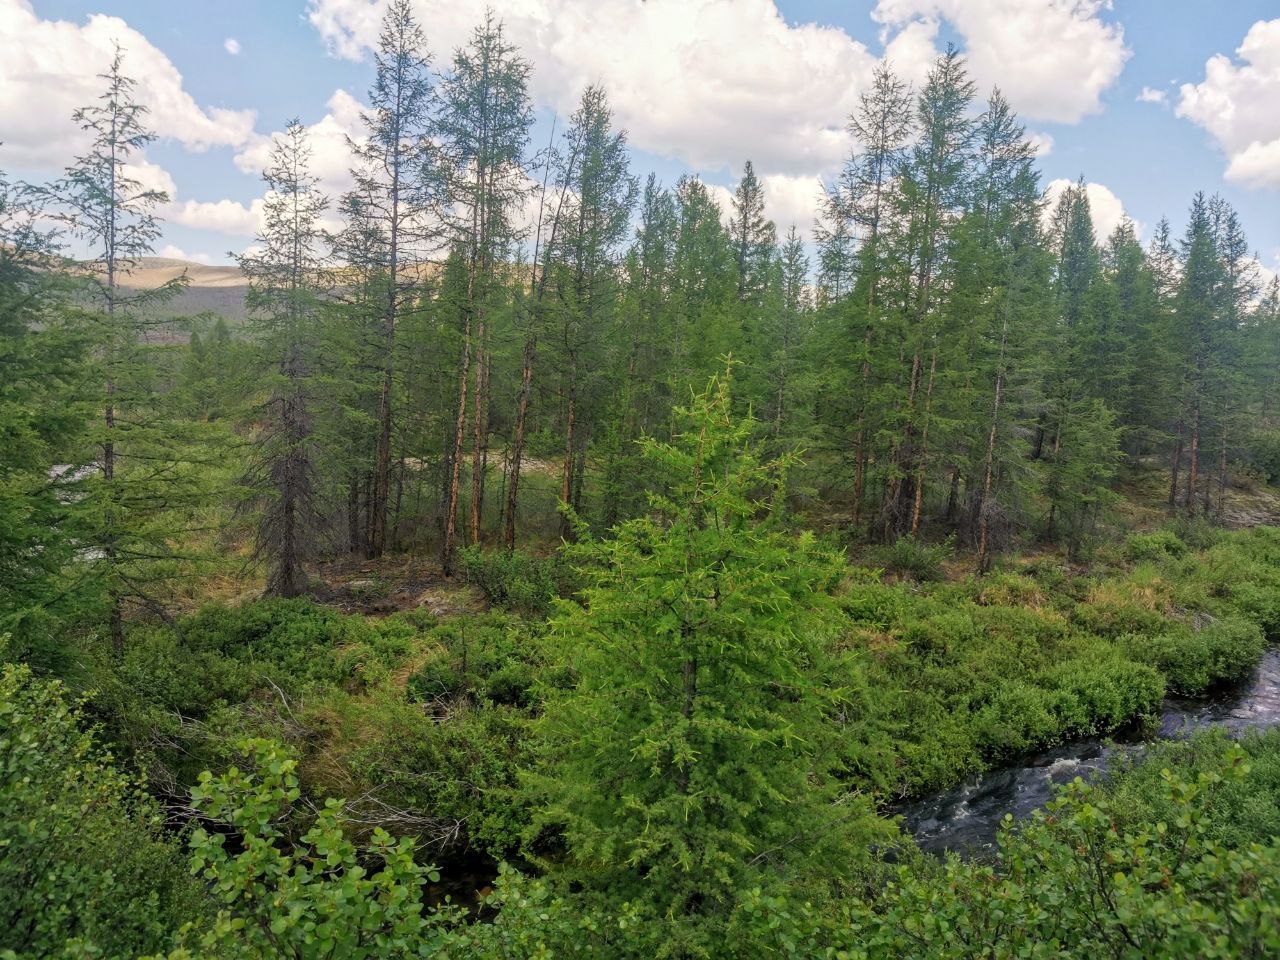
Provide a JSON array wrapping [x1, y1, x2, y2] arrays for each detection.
[[4, 2, 1280, 957]]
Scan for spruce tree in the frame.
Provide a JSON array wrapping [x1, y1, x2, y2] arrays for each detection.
[[0, 171, 89, 660], [45, 50, 201, 655], [336, 0, 437, 558], [542, 84, 637, 539], [435, 11, 533, 569], [236, 121, 329, 597]]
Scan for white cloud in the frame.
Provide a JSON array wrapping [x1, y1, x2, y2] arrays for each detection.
[[1028, 131, 1054, 157], [123, 158, 177, 197], [0, 0, 257, 171], [224, 37, 241, 55], [307, 0, 879, 176], [706, 172, 825, 234], [159, 243, 214, 265], [1137, 86, 1167, 104], [234, 89, 364, 196], [169, 197, 265, 236], [1044, 178, 1140, 242], [1178, 19, 1280, 188], [872, 0, 1130, 124]]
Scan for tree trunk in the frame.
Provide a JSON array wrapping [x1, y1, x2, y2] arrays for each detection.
[[1168, 419, 1184, 510], [1217, 422, 1229, 516], [1186, 397, 1201, 514], [370, 314, 394, 558], [909, 347, 938, 538], [442, 309, 473, 576], [559, 358, 578, 542], [504, 334, 536, 550], [469, 309, 489, 545], [977, 362, 1005, 573]]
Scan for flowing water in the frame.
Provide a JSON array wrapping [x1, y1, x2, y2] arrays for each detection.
[[899, 647, 1280, 857]]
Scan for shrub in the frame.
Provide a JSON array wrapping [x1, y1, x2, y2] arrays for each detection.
[[1247, 427, 1280, 483], [0, 664, 206, 959], [872, 536, 950, 582], [405, 613, 544, 708], [1126, 528, 1187, 562], [460, 546, 577, 616], [1125, 616, 1266, 695], [182, 739, 453, 959], [851, 746, 1280, 958]]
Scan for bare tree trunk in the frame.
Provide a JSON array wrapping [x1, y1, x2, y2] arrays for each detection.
[[505, 334, 535, 550], [851, 321, 874, 526], [1168, 418, 1184, 510], [442, 309, 473, 575], [370, 313, 395, 557], [347, 472, 360, 554], [1186, 397, 1201, 514], [1217, 422, 1229, 516], [469, 310, 489, 544], [910, 347, 938, 538], [559, 356, 578, 542], [977, 335, 1006, 572]]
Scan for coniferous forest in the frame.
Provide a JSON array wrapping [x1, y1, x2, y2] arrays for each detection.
[[7, 3, 1280, 957]]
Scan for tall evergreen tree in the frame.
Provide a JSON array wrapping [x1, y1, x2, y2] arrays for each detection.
[[45, 50, 198, 655], [0, 171, 88, 661], [336, 0, 437, 559], [435, 12, 533, 570], [727, 160, 775, 305], [236, 121, 329, 597], [543, 84, 637, 539], [882, 48, 975, 539], [841, 63, 914, 525]]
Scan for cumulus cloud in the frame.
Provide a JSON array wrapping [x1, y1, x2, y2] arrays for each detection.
[[705, 172, 826, 235], [224, 37, 241, 55], [1044, 178, 1140, 241], [234, 89, 364, 195], [1028, 132, 1055, 157], [0, 0, 257, 171], [307, 0, 879, 176], [1177, 19, 1280, 189], [159, 243, 214, 265], [1137, 86, 1167, 104], [168, 197, 265, 236], [872, 0, 1130, 124]]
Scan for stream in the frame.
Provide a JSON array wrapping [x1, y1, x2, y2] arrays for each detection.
[[899, 647, 1280, 857]]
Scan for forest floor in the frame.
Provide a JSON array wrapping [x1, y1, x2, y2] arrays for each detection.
[[311, 554, 487, 619]]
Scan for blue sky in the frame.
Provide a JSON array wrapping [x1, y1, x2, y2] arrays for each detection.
[[4, 0, 1279, 277]]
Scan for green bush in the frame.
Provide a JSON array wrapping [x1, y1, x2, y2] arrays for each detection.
[[460, 546, 578, 615], [850, 745, 1280, 958], [1124, 616, 1265, 695], [405, 613, 545, 708], [1126, 528, 1187, 562], [1247, 427, 1280, 483], [0, 664, 207, 959], [871, 536, 950, 582], [179, 739, 453, 959]]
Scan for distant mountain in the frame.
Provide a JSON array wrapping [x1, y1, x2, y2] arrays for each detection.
[[118, 256, 249, 324]]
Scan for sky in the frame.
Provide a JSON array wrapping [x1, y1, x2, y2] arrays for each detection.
[[3, 0, 1279, 276]]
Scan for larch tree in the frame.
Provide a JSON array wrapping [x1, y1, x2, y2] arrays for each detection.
[[45, 49, 199, 656], [236, 121, 329, 598], [841, 63, 914, 525], [882, 48, 975, 540], [336, 0, 437, 559], [535, 374, 885, 950], [543, 84, 637, 541], [435, 11, 533, 572]]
